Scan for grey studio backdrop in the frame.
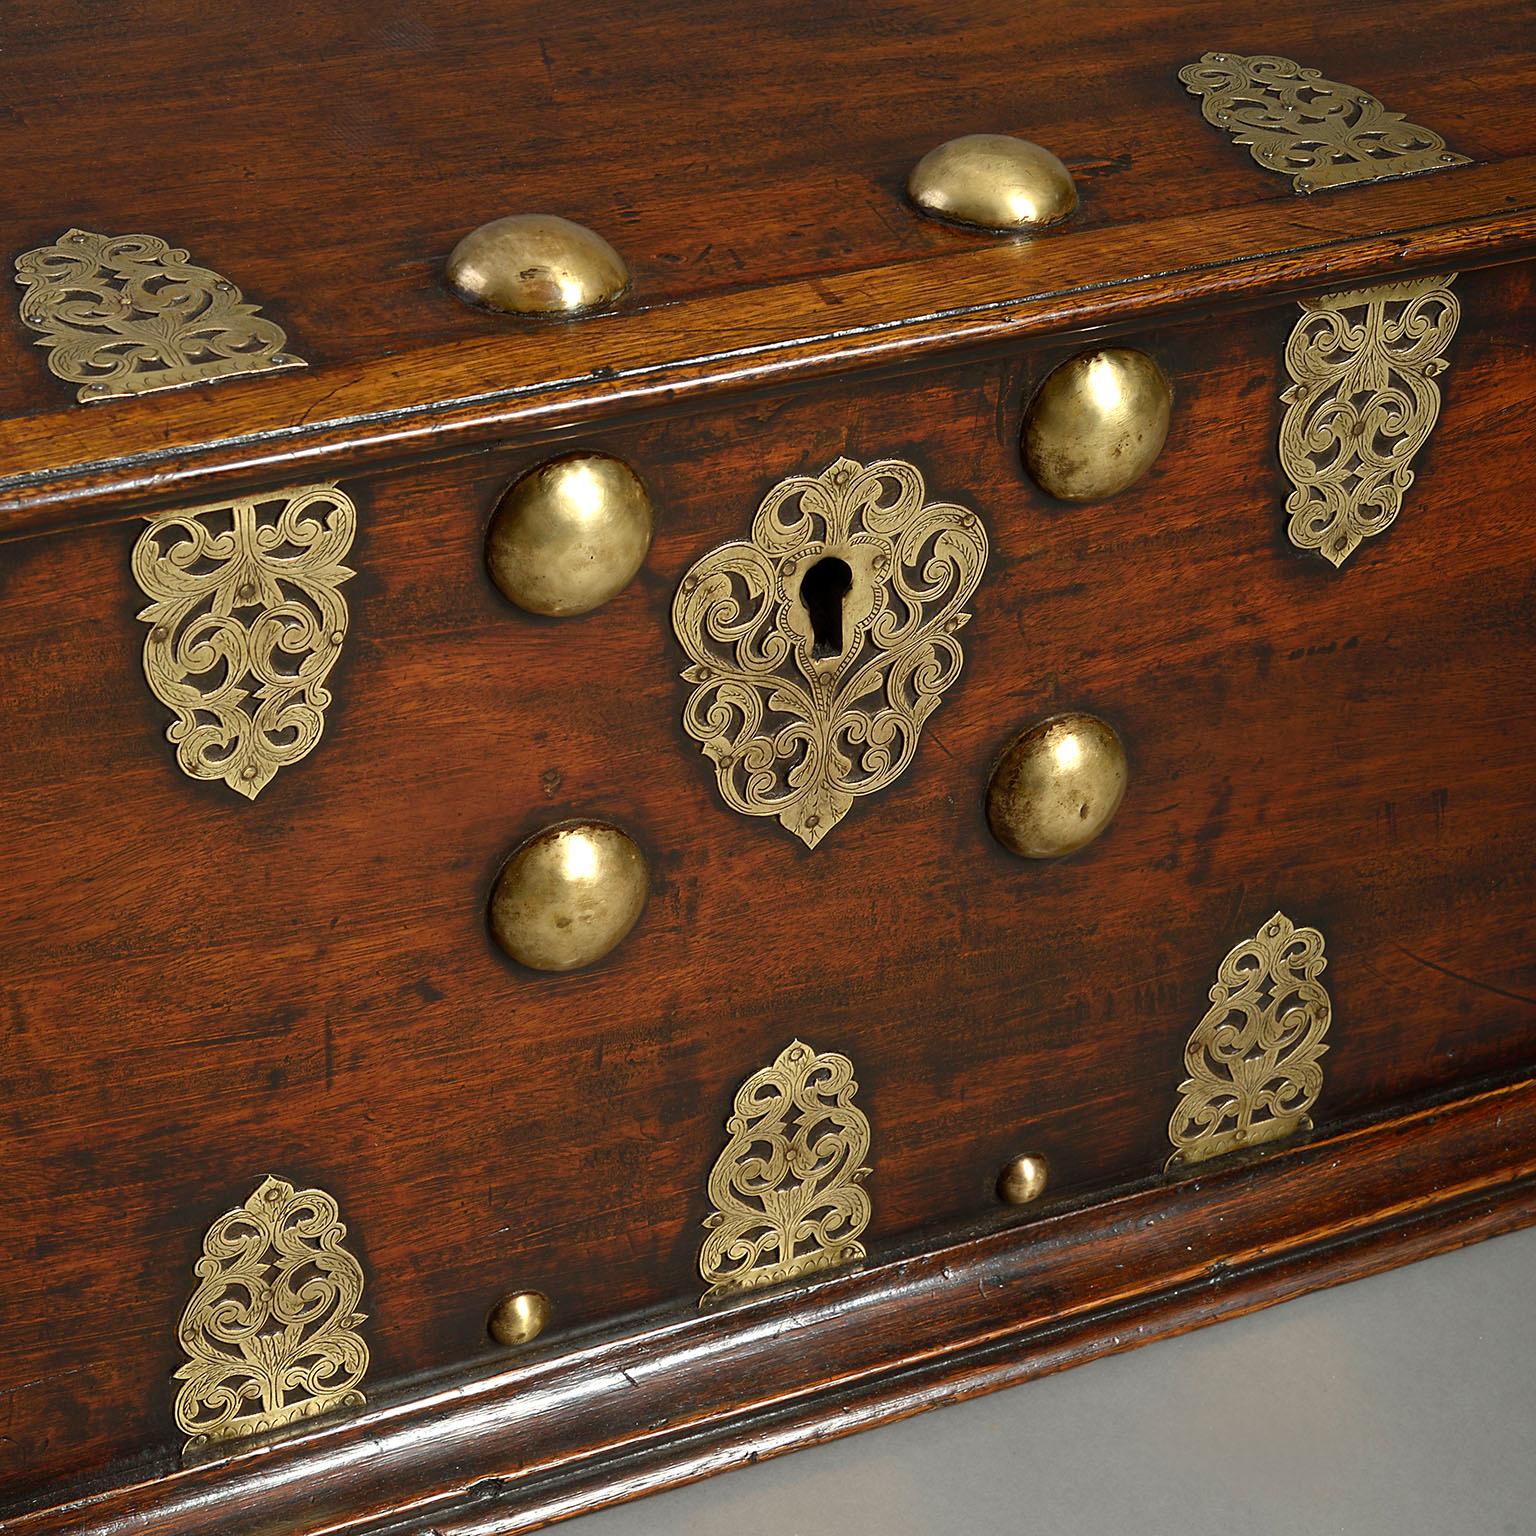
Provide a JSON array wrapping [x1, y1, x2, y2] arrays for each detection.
[[569, 1225, 1536, 1536]]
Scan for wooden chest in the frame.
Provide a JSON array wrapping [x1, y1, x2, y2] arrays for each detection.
[[3, 3, 1534, 1530]]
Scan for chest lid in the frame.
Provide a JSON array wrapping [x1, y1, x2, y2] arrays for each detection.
[[2, 0, 1534, 532]]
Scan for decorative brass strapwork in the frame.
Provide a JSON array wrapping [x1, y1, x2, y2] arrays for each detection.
[[174, 1175, 369, 1451], [1280, 273, 1460, 567], [700, 1040, 872, 1303], [1178, 53, 1469, 194], [133, 484, 356, 799], [13, 229, 303, 402], [1167, 912, 1331, 1172], [673, 456, 988, 848]]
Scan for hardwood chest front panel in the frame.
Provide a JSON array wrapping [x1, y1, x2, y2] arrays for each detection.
[[2, 261, 1533, 1498]]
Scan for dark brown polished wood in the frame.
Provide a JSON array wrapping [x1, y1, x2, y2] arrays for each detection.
[[2, 2, 1536, 530], [3, 0, 1533, 433], [2, 1, 1535, 1530], [5, 260, 1535, 1512], [11, 1076, 1536, 1536]]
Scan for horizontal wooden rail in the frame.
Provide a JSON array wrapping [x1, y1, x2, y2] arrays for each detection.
[[3, 156, 1536, 538], [14, 1073, 1536, 1536]]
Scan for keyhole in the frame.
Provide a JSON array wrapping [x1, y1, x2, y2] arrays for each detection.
[[800, 556, 854, 659]]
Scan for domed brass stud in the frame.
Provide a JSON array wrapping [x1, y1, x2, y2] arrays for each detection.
[[489, 821, 649, 972], [907, 133, 1078, 233], [997, 1153, 1049, 1206], [446, 214, 629, 317], [987, 712, 1128, 860], [1022, 348, 1173, 502], [487, 1290, 553, 1347], [487, 454, 655, 617]]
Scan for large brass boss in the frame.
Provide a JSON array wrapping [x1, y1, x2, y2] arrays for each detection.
[[489, 821, 649, 972], [446, 214, 629, 317], [907, 133, 1078, 233], [486, 454, 655, 616], [1023, 348, 1172, 502], [987, 712, 1128, 859]]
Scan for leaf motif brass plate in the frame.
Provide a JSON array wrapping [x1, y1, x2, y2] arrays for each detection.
[[133, 484, 357, 799], [1280, 273, 1460, 566], [1167, 911, 1331, 1172], [13, 228, 303, 402], [700, 1040, 872, 1303], [174, 1175, 369, 1452], [673, 455, 988, 848], [1178, 52, 1469, 194]]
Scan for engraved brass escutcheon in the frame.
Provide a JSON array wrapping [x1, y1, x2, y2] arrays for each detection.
[[1280, 273, 1460, 566], [700, 1040, 872, 1303], [133, 484, 357, 799], [673, 456, 988, 848], [174, 1175, 369, 1452], [1179, 53, 1469, 194], [1167, 911, 1331, 1172], [14, 228, 303, 402]]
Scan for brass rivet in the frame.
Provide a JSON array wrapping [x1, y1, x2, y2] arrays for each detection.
[[487, 454, 655, 617], [487, 1290, 552, 1347], [446, 214, 629, 317], [1001, 1155, 1050, 1204], [907, 134, 1077, 233], [489, 821, 649, 972], [987, 712, 1128, 860], [997, 1153, 1049, 1206], [1022, 348, 1173, 502]]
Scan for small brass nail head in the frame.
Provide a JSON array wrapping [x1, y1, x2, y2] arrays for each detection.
[[488, 1291, 553, 1347], [997, 1153, 1050, 1205]]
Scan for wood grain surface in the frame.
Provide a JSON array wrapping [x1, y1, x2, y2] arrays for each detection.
[[3, 258, 1534, 1510], [3, 0, 1530, 424], [2, 1, 1536, 528], [3, 2, 1536, 1526], [11, 1074, 1536, 1536]]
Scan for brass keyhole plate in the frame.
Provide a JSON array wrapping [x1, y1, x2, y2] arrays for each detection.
[[672, 455, 988, 848]]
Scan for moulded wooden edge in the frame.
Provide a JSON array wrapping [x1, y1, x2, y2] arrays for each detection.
[[2, 155, 1536, 538], [12, 1071, 1536, 1536]]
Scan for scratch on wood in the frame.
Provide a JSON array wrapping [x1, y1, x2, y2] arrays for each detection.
[[1395, 944, 1536, 1011]]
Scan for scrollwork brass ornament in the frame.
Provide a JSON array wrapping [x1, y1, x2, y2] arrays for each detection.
[[1179, 53, 1468, 194], [700, 1040, 872, 1303], [174, 1175, 369, 1452], [133, 484, 357, 799], [1280, 273, 1460, 566], [1167, 912, 1331, 1173], [13, 229, 303, 402], [673, 456, 988, 848]]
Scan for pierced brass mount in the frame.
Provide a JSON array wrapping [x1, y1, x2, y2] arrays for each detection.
[[1167, 912, 1331, 1172], [673, 455, 988, 848], [14, 228, 303, 402], [700, 1040, 872, 1303], [1179, 52, 1469, 194], [174, 1175, 369, 1452], [133, 484, 356, 799], [1280, 273, 1461, 566]]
